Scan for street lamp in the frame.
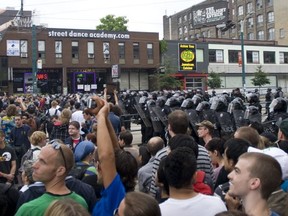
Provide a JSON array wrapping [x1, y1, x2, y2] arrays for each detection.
[[240, 12, 254, 93]]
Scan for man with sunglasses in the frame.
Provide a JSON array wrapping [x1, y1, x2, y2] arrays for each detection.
[[15, 141, 88, 216]]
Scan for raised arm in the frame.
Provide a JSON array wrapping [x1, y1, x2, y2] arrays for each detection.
[[96, 97, 117, 188]]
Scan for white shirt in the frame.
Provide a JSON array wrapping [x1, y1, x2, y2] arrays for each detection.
[[160, 193, 227, 216]]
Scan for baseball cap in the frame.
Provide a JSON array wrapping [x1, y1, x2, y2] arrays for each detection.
[[74, 141, 95, 162], [248, 147, 288, 180], [276, 118, 288, 138], [196, 120, 215, 130]]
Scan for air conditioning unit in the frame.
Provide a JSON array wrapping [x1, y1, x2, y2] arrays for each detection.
[[21, 53, 28, 58]]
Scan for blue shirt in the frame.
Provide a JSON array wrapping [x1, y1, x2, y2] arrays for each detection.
[[92, 174, 125, 216]]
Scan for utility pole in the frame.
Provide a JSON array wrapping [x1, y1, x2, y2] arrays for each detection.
[[32, 12, 37, 93]]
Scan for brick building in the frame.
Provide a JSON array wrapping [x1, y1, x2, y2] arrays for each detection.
[[0, 26, 159, 94]]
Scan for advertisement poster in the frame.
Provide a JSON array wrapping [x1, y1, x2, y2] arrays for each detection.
[[178, 43, 197, 71]]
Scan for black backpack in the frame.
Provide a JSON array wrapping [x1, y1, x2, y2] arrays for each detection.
[[69, 164, 90, 180]]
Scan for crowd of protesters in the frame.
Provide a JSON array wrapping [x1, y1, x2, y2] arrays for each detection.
[[0, 87, 287, 216]]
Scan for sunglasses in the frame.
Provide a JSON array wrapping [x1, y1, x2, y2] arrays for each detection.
[[113, 208, 119, 216], [51, 142, 67, 171]]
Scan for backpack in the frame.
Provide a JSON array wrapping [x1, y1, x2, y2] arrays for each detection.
[[193, 171, 213, 195], [19, 148, 40, 172], [69, 164, 90, 180]]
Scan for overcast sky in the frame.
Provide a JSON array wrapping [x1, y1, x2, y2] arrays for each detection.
[[0, 0, 203, 38]]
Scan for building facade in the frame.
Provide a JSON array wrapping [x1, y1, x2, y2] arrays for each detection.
[[0, 26, 160, 94], [163, 0, 288, 45]]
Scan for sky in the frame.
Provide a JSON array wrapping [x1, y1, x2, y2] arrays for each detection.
[[0, 0, 203, 39]]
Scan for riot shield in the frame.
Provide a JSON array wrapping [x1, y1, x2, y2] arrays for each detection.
[[185, 109, 201, 136], [232, 110, 248, 128], [134, 104, 152, 127], [262, 120, 278, 136], [249, 113, 262, 124], [215, 112, 236, 136], [148, 105, 164, 133], [151, 106, 168, 127]]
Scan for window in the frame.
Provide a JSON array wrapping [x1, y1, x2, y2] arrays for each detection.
[[183, 15, 187, 22], [248, 17, 254, 27], [20, 40, 28, 58], [257, 15, 263, 25], [267, 0, 273, 6], [238, 5, 244, 15], [257, 30, 264, 40], [267, 11, 274, 23], [196, 49, 204, 62], [247, 51, 259, 63], [118, 42, 125, 59], [209, 49, 223, 63], [72, 41, 79, 59], [184, 26, 188, 34], [189, 12, 192, 20], [87, 42, 94, 59], [248, 32, 254, 40], [256, 0, 263, 9], [103, 42, 110, 60], [55, 41, 62, 58], [279, 52, 288, 64], [268, 28, 275, 40], [133, 42, 140, 59], [228, 50, 240, 63], [178, 16, 182, 23], [179, 27, 183, 35], [207, 30, 211, 38], [280, 28, 285, 38], [147, 43, 153, 59], [264, 51, 275, 63], [38, 41, 45, 59], [247, 2, 253, 13]]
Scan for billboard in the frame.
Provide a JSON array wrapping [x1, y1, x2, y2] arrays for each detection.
[[192, 1, 228, 28], [178, 43, 197, 72]]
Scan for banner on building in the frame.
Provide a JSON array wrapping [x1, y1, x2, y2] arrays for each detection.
[[178, 43, 197, 71], [112, 64, 120, 78]]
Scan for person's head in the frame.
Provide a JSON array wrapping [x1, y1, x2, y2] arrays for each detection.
[[14, 114, 23, 127], [223, 138, 250, 172], [115, 150, 138, 192], [51, 100, 58, 107], [215, 210, 248, 216], [234, 126, 260, 148], [74, 102, 81, 110], [168, 134, 198, 158], [68, 121, 80, 137], [60, 109, 72, 124], [86, 133, 97, 146], [168, 110, 189, 136], [21, 160, 35, 185], [206, 138, 226, 164], [146, 136, 164, 156], [118, 130, 133, 148], [138, 145, 151, 167], [196, 120, 214, 138], [83, 109, 92, 121], [228, 152, 282, 200], [164, 147, 197, 189], [44, 198, 90, 216], [116, 191, 161, 216], [33, 142, 74, 184], [157, 157, 170, 196], [277, 118, 288, 141], [249, 121, 264, 134], [74, 141, 95, 163], [6, 104, 17, 117], [30, 131, 47, 147]]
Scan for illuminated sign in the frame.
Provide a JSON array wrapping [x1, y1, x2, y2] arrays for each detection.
[[178, 43, 197, 71], [37, 73, 48, 80]]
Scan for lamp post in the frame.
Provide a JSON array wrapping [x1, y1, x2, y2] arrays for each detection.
[[32, 23, 37, 94], [240, 20, 246, 93]]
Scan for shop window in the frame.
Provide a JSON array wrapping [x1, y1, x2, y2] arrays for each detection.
[[246, 51, 259, 63], [228, 50, 240, 63], [264, 51, 275, 63], [209, 49, 224, 63]]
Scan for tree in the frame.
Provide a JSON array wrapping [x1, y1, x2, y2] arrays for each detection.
[[207, 71, 222, 89], [251, 65, 270, 89], [96, 15, 128, 31]]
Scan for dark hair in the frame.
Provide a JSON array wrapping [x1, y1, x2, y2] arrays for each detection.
[[168, 110, 189, 135], [240, 152, 282, 200], [224, 138, 250, 166], [157, 158, 169, 195], [169, 134, 198, 159], [138, 146, 151, 167], [206, 138, 226, 156], [69, 121, 80, 130], [115, 150, 138, 192], [74, 102, 81, 110], [249, 122, 264, 134], [164, 147, 197, 189], [119, 130, 133, 146], [124, 192, 161, 216]]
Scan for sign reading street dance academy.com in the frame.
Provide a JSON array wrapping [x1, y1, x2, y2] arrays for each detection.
[[178, 43, 197, 71]]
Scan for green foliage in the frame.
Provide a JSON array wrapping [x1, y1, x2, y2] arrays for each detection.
[[160, 40, 168, 54], [207, 71, 222, 89], [158, 74, 182, 90], [251, 65, 270, 88], [96, 15, 128, 31]]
